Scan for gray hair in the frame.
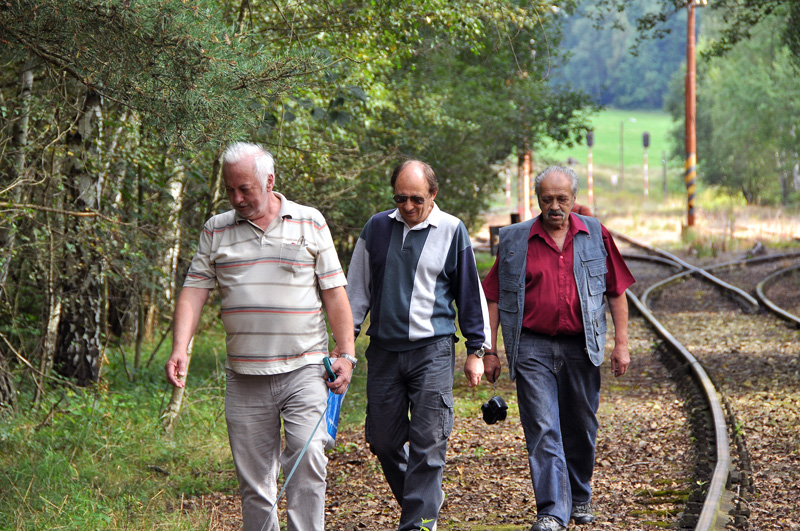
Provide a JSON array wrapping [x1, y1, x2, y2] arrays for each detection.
[[222, 142, 275, 192], [533, 165, 579, 197]]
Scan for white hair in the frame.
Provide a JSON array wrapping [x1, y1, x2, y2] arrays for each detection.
[[222, 142, 275, 192]]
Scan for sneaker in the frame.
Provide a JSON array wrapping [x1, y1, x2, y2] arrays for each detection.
[[571, 502, 594, 524], [530, 515, 568, 531]]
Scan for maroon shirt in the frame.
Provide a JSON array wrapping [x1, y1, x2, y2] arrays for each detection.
[[482, 214, 635, 336]]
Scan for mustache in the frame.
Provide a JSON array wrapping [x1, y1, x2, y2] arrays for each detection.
[[545, 210, 564, 217]]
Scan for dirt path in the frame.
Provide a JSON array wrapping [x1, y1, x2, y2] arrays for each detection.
[[195, 325, 693, 530], [190, 207, 800, 530]]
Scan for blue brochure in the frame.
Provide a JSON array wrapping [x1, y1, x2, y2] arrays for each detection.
[[324, 389, 346, 450]]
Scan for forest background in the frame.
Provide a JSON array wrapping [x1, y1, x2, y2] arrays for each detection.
[[1, 0, 799, 529]]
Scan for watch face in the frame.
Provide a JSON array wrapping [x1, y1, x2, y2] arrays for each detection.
[[474, 349, 485, 358]]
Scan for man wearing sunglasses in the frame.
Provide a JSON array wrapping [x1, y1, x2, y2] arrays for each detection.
[[338, 159, 491, 531]]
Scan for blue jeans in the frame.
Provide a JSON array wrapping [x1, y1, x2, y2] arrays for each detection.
[[365, 337, 454, 531], [515, 331, 601, 527]]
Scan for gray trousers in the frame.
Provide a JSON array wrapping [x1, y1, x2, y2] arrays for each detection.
[[225, 365, 328, 531], [365, 337, 454, 531]]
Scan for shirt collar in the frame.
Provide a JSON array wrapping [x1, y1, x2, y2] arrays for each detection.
[[233, 192, 295, 227], [529, 212, 588, 239], [389, 202, 441, 230]]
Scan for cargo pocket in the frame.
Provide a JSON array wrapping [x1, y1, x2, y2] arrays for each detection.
[[439, 392, 455, 439]]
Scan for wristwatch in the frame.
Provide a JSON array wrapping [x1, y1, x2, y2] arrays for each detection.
[[468, 348, 486, 358], [338, 353, 358, 369]]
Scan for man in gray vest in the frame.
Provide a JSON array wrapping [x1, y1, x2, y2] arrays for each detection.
[[480, 166, 634, 531]]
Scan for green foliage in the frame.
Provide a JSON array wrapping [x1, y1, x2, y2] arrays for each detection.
[[663, 7, 800, 205], [0, 0, 595, 402], [585, 0, 800, 66], [0, 0, 318, 148], [474, 250, 497, 278], [242, 0, 595, 253]]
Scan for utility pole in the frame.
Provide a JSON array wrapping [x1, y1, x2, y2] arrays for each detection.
[[685, 0, 707, 226], [587, 130, 594, 212], [619, 120, 624, 189], [643, 132, 650, 197]]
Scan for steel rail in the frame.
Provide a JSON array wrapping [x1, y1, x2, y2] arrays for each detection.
[[621, 252, 684, 271], [755, 264, 800, 327], [612, 230, 759, 312], [704, 250, 800, 271], [626, 288, 731, 530]]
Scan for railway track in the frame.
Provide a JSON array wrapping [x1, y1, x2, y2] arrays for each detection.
[[230, 234, 800, 531], [616, 234, 800, 530]]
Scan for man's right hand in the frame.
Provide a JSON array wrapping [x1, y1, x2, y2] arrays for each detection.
[[165, 352, 189, 388], [483, 354, 502, 383]]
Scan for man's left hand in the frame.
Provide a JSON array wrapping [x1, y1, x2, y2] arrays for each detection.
[[464, 354, 484, 387], [610, 343, 630, 377]]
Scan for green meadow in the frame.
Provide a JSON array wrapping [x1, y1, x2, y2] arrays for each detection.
[[527, 108, 689, 209], [540, 108, 677, 171]]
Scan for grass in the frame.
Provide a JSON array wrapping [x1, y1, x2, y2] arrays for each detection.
[[483, 108, 686, 212], [0, 252, 505, 531], [0, 331, 233, 530]]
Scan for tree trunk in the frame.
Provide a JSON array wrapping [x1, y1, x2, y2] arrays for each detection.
[[778, 150, 790, 205], [0, 58, 34, 298], [0, 357, 14, 411], [53, 90, 105, 386], [34, 206, 63, 404]]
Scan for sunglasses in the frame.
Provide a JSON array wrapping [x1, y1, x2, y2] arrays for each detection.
[[393, 194, 427, 205]]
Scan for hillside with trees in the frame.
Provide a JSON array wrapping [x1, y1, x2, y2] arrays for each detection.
[[552, 0, 687, 110]]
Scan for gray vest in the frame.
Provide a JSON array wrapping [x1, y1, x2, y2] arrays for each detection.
[[496, 214, 608, 380]]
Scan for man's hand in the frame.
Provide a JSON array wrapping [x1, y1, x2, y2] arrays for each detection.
[[464, 355, 484, 387], [326, 356, 353, 395], [165, 351, 189, 388], [483, 354, 502, 383], [165, 286, 210, 389], [610, 343, 630, 377], [608, 293, 630, 378]]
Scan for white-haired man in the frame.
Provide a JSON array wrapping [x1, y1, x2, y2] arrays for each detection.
[[165, 142, 355, 531]]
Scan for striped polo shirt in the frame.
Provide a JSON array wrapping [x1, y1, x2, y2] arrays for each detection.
[[183, 193, 346, 375]]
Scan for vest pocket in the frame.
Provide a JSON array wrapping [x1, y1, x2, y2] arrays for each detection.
[[498, 289, 519, 312], [589, 303, 608, 352], [586, 261, 608, 296]]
